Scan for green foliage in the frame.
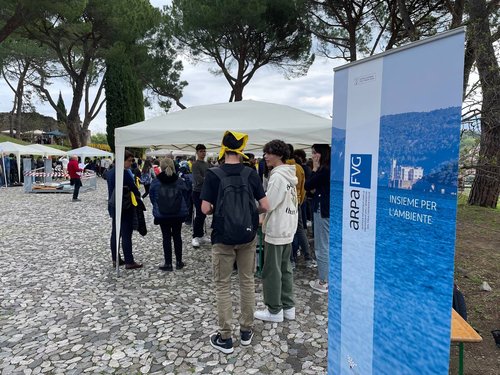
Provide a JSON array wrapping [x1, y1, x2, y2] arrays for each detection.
[[23, 0, 160, 147], [308, 0, 448, 61], [0, 0, 87, 44], [56, 91, 67, 122], [137, 21, 187, 110], [90, 132, 107, 145], [168, 0, 313, 100], [104, 56, 144, 152]]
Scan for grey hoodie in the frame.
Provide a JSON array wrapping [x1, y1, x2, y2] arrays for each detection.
[[263, 164, 299, 245]]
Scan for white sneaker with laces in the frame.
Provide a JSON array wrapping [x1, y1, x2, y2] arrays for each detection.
[[284, 307, 296, 320], [309, 279, 328, 293], [254, 308, 283, 322], [191, 237, 200, 248]]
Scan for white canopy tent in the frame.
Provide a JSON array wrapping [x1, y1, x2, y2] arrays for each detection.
[[28, 144, 67, 157], [0, 141, 45, 184], [66, 146, 113, 163], [112, 100, 332, 274]]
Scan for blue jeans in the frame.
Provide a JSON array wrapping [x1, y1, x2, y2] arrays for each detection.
[[110, 212, 135, 264], [292, 204, 311, 261], [313, 211, 329, 281]]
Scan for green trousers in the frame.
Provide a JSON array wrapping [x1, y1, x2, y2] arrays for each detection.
[[262, 242, 294, 314]]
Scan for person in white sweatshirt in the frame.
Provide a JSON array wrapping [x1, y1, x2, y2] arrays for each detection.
[[255, 140, 299, 323]]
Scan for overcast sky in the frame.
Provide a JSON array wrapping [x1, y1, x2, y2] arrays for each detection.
[[0, 0, 340, 134]]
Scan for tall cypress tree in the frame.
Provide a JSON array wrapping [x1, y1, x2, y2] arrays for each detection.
[[56, 91, 67, 123], [105, 56, 145, 152]]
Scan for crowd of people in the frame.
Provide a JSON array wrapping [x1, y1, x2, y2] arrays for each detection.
[[106, 130, 331, 354], [0, 154, 18, 186]]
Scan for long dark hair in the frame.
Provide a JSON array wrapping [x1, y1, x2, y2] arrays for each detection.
[[142, 159, 152, 174], [312, 144, 330, 170]]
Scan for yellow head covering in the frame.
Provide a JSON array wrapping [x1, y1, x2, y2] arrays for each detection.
[[218, 130, 249, 160]]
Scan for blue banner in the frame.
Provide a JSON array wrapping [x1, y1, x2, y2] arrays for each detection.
[[328, 29, 465, 375]]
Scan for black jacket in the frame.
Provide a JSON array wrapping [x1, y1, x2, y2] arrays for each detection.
[[304, 167, 330, 218]]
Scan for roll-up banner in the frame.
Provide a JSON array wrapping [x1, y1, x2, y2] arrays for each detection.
[[329, 29, 465, 375]]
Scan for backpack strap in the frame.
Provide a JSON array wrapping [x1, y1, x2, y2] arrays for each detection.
[[210, 166, 227, 181], [239, 166, 252, 186]]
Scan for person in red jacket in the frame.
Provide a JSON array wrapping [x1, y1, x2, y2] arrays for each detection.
[[67, 155, 83, 201]]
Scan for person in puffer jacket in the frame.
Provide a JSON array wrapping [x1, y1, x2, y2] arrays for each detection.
[[150, 158, 188, 272], [255, 139, 299, 323]]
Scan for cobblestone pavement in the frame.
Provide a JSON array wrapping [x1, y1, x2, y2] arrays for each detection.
[[0, 180, 328, 375]]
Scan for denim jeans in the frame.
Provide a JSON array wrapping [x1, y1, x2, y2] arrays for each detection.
[[71, 178, 82, 199], [110, 212, 135, 264], [192, 191, 206, 238], [159, 219, 183, 265], [291, 204, 311, 261], [313, 210, 329, 281]]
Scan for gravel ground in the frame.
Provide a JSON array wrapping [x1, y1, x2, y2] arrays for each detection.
[[0, 179, 328, 375]]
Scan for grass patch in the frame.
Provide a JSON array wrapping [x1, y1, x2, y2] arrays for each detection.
[[0, 134, 70, 151], [0, 134, 29, 145]]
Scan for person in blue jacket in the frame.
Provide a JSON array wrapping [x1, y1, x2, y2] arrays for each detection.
[[150, 157, 188, 271], [107, 150, 143, 270], [305, 144, 331, 293]]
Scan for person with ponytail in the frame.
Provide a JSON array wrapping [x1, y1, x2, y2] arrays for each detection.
[[305, 144, 331, 293], [149, 158, 189, 271]]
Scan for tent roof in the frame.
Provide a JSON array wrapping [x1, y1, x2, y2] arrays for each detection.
[[28, 144, 67, 156], [44, 130, 66, 137], [66, 146, 113, 157], [0, 141, 44, 155], [115, 100, 332, 151]]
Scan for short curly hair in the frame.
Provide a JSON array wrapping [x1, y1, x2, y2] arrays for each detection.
[[263, 139, 290, 162]]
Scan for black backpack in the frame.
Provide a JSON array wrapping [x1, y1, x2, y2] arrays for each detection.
[[158, 181, 182, 215], [211, 167, 258, 245]]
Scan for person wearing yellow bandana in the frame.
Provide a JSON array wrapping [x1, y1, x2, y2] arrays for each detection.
[[201, 130, 269, 354]]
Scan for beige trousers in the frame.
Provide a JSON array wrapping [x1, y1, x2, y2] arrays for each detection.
[[212, 238, 256, 339]]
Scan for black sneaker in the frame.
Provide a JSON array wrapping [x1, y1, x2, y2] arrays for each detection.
[[209, 332, 234, 354], [240, 330, 254, 346], [176, 261, 185, 270], [159, 264, 173, 272]]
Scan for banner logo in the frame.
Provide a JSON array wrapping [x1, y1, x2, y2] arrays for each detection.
[[350, 154, 372, 189]]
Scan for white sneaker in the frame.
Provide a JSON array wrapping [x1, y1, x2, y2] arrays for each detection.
[[191, 237, 200, 248], [254, 308, 283, 322], [199, 236, 211, 245], [284, 307, 296, 320], [309, 279, 328, 293], [305, 259, 317, 268]]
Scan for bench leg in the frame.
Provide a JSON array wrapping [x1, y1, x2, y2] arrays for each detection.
[[458, 342, 464, 375]]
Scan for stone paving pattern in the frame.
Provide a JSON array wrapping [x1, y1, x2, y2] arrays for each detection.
[[0, 180, 328, 374]]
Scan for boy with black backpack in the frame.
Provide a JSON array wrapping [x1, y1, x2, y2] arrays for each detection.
[[201, 130, 269, 354]]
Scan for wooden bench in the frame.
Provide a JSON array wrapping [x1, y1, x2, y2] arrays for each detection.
[[451, 309, 482, 375]]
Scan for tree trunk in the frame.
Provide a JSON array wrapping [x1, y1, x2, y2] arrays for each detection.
[[232, 81, 243, 101], [67, 116, 81, 149], [466, 0, 500, 208], [67, 75, 87, 148], [14, 63, 29, 140]]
